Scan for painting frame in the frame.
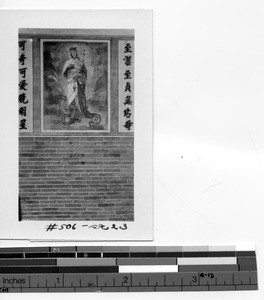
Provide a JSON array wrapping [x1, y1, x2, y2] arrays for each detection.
[[40, 39, 111, 133]]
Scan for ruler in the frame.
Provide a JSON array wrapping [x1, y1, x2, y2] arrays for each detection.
[[0, 246, 258, 292]]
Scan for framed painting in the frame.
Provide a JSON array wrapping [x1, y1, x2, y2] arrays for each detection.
[[41, 40, 110, 132]]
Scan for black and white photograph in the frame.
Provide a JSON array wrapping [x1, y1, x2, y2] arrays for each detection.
[[1, 1, 264, 298], [19, 29, 134, 222], [0, 10, 153, 240]]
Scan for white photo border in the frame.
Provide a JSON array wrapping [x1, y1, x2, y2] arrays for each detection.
[[0, 9, 153, 241]]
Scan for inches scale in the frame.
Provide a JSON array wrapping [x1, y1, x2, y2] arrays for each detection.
[[0, 246, 258, 293]]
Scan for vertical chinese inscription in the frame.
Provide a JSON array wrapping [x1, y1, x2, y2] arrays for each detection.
[[118, 41, 134, 132], [18, 38, 33, 132]]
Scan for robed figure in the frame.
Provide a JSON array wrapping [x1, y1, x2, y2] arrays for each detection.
[[62, 47, 88, 122]]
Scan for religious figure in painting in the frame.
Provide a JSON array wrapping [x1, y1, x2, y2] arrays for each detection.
[[61, 47, 101, 126]]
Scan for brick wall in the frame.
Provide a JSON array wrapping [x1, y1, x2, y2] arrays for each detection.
[[19, 136, 134, 221]]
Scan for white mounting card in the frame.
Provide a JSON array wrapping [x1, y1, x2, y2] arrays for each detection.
[[0, 9, 153, 241]]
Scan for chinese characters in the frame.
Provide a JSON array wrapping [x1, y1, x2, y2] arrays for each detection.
[[119, 41, 134, 132], [18, 39, 33, 132]]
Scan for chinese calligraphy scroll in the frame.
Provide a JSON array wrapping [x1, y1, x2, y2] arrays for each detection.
[[18, 38, 33, 132], [118, 41, 134, 132]]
